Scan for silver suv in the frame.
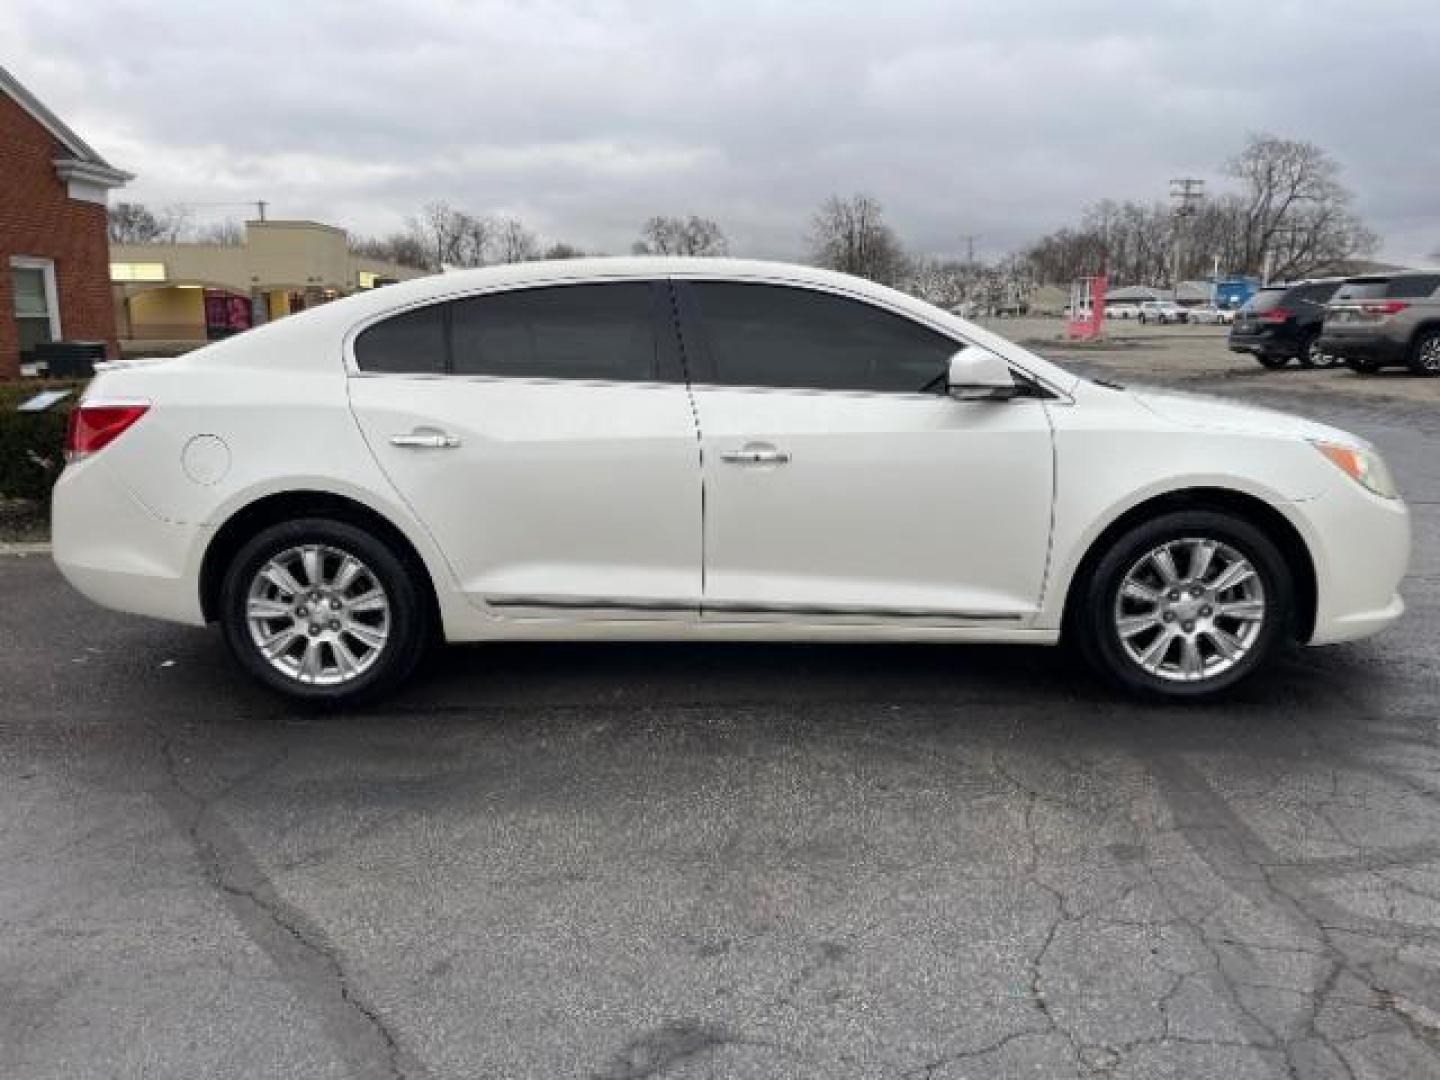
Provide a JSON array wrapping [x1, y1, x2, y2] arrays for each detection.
[[1319, 272, 1440, 375]]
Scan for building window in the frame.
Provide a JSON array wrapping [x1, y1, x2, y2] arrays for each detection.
[[110, 262, 167, 282], [10, 257, 62, 358]]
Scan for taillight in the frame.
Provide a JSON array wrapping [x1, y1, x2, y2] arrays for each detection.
[[65, 402, 150, 463], [1361, 300, 1410, 317], [1258, 308, 1293, 324]]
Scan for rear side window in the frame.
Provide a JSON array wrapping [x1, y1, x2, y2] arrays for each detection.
[[1386, 275, 1440, 299], [353, 304, 446, 374], [1335, 279, 1389, 301], [450, 282, 659, 381], [1295, 282, 1341, 307], [688, 282, 957, 393]]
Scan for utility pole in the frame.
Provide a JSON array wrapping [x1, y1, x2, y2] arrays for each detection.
[[1169, 177, 1204, 289], [959, 233, 980, 266], [256, 200, 268, 222]]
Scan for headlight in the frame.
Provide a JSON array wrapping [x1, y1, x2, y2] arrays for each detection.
[[1312, 440, 1400, 499]]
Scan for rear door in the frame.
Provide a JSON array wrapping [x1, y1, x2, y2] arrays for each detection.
[[347, 280, 703, 618], [678, 279, 1054, 623]]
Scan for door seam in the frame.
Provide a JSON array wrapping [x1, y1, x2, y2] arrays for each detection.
[[666, 278, 707, 599]]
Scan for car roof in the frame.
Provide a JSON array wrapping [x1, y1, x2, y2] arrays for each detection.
[[174, 256, 1080, 392]]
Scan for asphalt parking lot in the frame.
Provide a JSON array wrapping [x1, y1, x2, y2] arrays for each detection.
[[4, 335, 1440, 1079]]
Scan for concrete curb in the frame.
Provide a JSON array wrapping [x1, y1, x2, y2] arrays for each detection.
[[0, 542, 52, 556]]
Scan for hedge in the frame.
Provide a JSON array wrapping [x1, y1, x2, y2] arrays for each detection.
[[0, 381, 87, 504]]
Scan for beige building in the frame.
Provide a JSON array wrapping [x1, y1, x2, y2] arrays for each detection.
[[111, 219, 425, 349]]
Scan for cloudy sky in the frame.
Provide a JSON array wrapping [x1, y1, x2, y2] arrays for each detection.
[[5, 0, 1437, 264]]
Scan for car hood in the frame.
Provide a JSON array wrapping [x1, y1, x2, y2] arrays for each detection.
[[1128, 387, 1360, 445]]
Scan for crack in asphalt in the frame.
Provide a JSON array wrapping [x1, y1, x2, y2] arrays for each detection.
[[151, 733, 430, 1080]]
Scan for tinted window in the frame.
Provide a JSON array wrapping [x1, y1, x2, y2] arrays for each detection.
[[1335, 279, 1389, 301], [1387, 275, 1440, 299], [354, 304, 446, 374], [690, 282, 957, 392], [451, 283, 658, 381], [1302, 282, 1342, 304], [1243, 288, 1288, 313]]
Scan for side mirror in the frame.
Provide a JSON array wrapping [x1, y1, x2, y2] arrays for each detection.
[[946, 347, 1017, 401]]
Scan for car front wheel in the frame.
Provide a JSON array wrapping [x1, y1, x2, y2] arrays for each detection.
[[1073, 510, 1293, 698], [219, 517, 430, 704]]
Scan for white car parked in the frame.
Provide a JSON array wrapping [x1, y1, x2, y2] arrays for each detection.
[[54, 259, 1409, 703], [1138, 300, 1190, 325]]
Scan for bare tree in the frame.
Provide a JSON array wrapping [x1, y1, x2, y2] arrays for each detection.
[[408, 201, 471, 269], [632, 215, 728, 256], [492, 217, 540, 264], [348, 232, 431, 271], [1225, 134, 1376, 280], [107, 201, 191, 244], [808, 194, 907, 285], [195, 219, 244, 245], [902, 257, 974, 309]]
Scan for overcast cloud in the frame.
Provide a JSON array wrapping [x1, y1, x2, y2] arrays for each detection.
[[4, 0, 1437, 264]]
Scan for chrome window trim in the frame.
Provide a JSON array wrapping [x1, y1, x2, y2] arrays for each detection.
[[341, 271, 1073, 404]]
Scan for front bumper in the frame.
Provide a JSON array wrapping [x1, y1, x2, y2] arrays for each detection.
[[52, 457, 209, 626], [1302, 482, 1410, 646]]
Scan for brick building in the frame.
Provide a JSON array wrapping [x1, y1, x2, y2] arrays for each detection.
[[1, 66, 131, 379]]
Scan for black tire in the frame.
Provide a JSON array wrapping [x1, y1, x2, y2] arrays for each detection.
[[1345, 356, 1381, 375], [219, 517, 430, 705], [1299, 336, 1342, 369], [1408, 330, 1440, 377], [1071, 510, 1294, 699], [1256, 353, 1290, 370]]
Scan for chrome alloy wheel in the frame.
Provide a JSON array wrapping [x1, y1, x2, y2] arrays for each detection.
[[1113, 537, 1266, 683], [245, 544, 390, 686], [1419, 336, 1440, 373]]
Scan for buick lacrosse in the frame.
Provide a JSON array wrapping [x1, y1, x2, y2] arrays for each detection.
[[53, 259, 1409, 702]]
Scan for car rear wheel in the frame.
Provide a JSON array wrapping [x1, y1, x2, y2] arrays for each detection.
[[219, 517, 429, 704], [1300, 337, 1341, 369], [1408, 330, 1440, 377], [1256, 354, 1290, 370], [1073, 510, 1293, 698]]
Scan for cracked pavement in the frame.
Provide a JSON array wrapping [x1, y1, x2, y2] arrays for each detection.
[[2, 352, 1439, 1078]]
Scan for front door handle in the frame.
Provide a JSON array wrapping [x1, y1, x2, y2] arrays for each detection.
[[390, 429, 461, 449], [720, 444, 790, 466]]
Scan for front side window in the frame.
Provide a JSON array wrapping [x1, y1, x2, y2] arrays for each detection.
[[10, 260, 59, 357], [450, 282, 659, 381], [688, 282, 958, 393]]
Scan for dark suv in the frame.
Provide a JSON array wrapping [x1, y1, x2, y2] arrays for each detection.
[[1318, 273, 1440, 375], [1228, 279, 1344, 369]]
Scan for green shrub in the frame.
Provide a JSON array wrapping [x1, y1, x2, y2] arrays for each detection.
[[0, 380, 87, 504]]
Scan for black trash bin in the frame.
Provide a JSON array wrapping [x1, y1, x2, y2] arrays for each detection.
[[34, 341, 107, 378]]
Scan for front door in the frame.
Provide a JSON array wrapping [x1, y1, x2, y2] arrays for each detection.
[[347, 280, 702, 617], [677, 280, 1054, 622]]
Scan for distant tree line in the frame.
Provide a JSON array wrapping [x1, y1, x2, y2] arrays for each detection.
[[1020, 134, 1379, 286], [108, 202, 245, 246], [106, 132, 1382, 305]]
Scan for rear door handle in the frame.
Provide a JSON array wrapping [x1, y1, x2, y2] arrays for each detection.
[[390, 429, 461, 449]]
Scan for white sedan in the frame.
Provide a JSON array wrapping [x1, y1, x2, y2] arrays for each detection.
[[53, 258, 1409, 702]]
